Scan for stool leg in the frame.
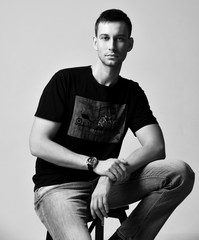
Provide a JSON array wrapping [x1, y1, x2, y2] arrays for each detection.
[[118, 211, 127, 223], [89, 219, 97, 233], [46, 231, 52, 240], [95, 218, 104, 240]]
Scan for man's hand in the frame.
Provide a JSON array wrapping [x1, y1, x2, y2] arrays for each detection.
[[90, 176, 112, 222], [93, 158, 129, 182]]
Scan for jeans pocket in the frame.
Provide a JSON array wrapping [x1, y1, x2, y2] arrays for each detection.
[[34, 187, 48, 210], [34, 192, 47, 226], [34, 187, 51, 225], [34, 185, 59, 212], [34, 189, 42, 211]]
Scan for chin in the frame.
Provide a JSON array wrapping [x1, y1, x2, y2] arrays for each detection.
[[103, 60, 121, 67]]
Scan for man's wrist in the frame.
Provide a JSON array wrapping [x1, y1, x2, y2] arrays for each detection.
[[86, 156, 98, 171], [98, 175, 113, 185]]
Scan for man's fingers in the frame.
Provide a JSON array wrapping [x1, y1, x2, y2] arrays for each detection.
[[103, 196, 109, 215], [118, 162, 127, 171], [99, 206, 108, 219], [119, 158, 129, 165], [116, 165, 125, 178], [95, 208, 104, 221], [91, 197, 109, 221], [108, 161, 128, 182], [118, 162, 129, 179], [106, 171, 117, 181], [97, 197, 108, 219], [90, 199, 96, 219], [91, 207, 96, 219], [111, 168, 121, 182]]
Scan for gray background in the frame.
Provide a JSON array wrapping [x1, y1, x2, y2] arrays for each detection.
[[0, 0, 198, 239]]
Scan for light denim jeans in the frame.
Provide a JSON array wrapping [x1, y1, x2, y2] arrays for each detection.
[[34, 160, 194, 240]]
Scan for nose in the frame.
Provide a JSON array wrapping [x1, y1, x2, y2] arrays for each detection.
[[108, 38, 116, 51]]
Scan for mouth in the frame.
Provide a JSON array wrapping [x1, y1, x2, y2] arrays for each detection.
[[105, 54, 118, 58]]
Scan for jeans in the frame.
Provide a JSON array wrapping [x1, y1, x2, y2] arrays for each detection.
[[34, 160, 195, 240]]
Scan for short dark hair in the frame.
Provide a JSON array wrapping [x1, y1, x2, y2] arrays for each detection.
[[95, 9, 132, 38]]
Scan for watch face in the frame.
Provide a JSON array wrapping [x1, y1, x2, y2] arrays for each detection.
[[87, 157, 98, 169], [89, 157, 96, 165]]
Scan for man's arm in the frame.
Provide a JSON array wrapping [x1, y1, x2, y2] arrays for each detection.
[[126, 123, 166, 173], [90, 123, 165, 220], [29, 117, 89, 169], [29, 117, 127, 179]]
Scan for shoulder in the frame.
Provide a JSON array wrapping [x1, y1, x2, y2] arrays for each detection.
[[55, 65, 91, 78], [119, 76, 144, 95], [47, 65, 91, 88]]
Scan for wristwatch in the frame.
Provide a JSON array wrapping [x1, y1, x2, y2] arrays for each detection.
[[86, 156, 98, 171]]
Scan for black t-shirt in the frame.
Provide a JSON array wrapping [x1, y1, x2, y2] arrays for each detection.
[[32, 66, 158, 190]]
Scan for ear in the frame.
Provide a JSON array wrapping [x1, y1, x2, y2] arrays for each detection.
[[127, 37, 134, 52], [93, 36, 98, 51]]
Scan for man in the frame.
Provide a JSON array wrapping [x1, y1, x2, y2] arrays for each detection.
[[30, 9, 194, 240]]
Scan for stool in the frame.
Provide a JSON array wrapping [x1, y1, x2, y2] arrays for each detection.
[[46, 206, 129, 240]]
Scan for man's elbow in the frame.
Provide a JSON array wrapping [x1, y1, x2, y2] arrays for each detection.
[[29, 137, 41, 157], [29, 142, 38, 157], [156, 144, 166, 160]]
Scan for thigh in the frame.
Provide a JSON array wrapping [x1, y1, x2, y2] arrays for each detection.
[[108, 159, 185, 209], [34, 182, 92, 240]]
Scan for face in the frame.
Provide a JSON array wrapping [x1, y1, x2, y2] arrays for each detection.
[[93, 21, 133, 67]]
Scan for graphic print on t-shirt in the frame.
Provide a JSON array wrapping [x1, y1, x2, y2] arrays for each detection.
[[68, 96, 127, 143]]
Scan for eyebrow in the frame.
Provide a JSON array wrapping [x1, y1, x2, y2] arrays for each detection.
[[99, 33, 127, 37]]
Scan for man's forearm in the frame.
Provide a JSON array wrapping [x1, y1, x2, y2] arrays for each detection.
[[125, 144, 166, 174], [30, 137, 88, 170]]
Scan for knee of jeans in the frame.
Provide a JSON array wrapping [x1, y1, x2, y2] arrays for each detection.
[[172, 160, 195, 195]]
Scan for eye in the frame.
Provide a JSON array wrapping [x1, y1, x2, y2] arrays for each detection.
[[100, 35, 109, 41], [116, 37, 125, 42]]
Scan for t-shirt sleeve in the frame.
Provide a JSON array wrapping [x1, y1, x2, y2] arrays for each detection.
[[129, 83, 158, 134], [35, 71, 66, 122]]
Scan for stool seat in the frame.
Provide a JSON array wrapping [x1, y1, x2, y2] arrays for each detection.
[[46, 206, 129, 240]]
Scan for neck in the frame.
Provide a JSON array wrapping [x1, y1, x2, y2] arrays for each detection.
[[91, 61, 122, 86]]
